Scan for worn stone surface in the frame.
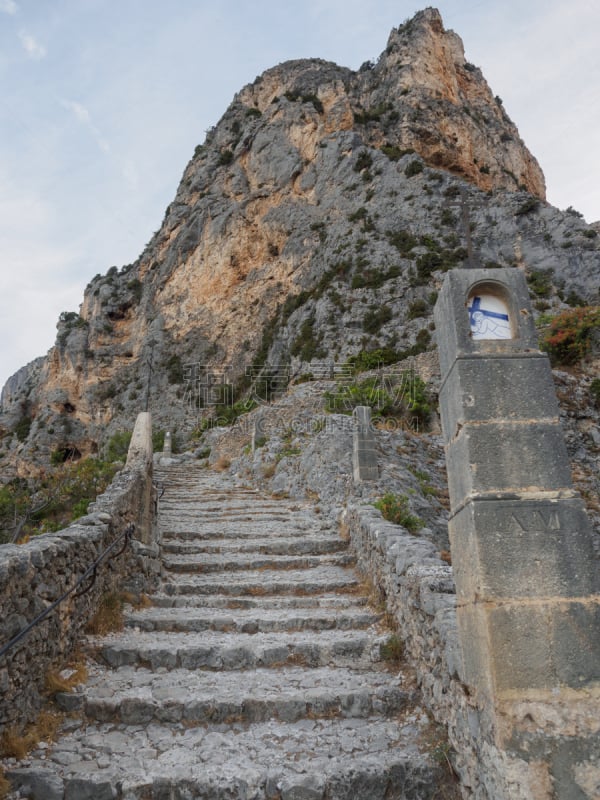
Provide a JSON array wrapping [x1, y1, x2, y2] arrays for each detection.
[[3, 463, 443, 799]]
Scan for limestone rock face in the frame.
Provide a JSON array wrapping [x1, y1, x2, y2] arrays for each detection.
[[1, 7, 598, 473]]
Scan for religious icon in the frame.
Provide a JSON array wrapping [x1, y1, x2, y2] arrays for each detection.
[[467, 294, 511, 340]]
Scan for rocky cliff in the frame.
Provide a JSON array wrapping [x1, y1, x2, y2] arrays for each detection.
[[1, 7, 599, 475]]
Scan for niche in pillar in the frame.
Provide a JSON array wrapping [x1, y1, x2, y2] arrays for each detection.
[[467, 284, 512, 340]]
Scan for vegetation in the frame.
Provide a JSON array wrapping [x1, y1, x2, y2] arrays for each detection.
[[351, 264, 401, 290], [198, 397, 258, 431], [15, 415, 32, 442], [218, 149, 234, 166], [362, 305, 393, 334], [407, 299, 429, 320], [105, 430, 132, 461], [590, 378, 600, 407], [165, 353, 184, 384], [515, 197, 539, 216], [284, 91, 324, 113], [405, 160, 424, 178], [526, 268, 553, 298], [374, 493, 423, 533], [0, 709, 63, 761], [85, 592, 124, 635], [324, 372, 431, 425], [0, 458, 120, 543], [540, 306, 600, 365], [354, 150, 373, 172], [379, 634, 404, 663], [353, 102, 393, 124], [386, 229, 418, 256], [290, 316, 327, 362], [380, 143, 414, 161]]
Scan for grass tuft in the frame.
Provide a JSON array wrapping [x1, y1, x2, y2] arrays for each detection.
[[0, 709, 63, 760], [379, 634, 404, 664], [85, 591, 124, 635]]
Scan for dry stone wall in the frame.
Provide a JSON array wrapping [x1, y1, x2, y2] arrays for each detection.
[[0, 417, 158, 732], [342, 503, 541, 800]]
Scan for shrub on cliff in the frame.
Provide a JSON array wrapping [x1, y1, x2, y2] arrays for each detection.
[[540, 306, 600, 365]]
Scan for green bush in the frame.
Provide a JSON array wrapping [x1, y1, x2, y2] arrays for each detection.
[[407, 299, 429, 320], [590, 378, 600, 407], [15, 416, 32, 443], [199, 397, 258, 430], [152, 430, 165, 452], [515, 197, 539, 216], [290, 316, 327, 362], [351, 265, 401, 290], [363, 306, 392, 334], [165, 354, 184, 384], [386, 229, 418, 256], [105, 430, 132, 462], [354, 151, 373, 172], [218, 149, 234, 166], [345, 348, 403, 373], [527, 269, 553, 298], [405, 160, 424, 178], [324, 373, 431, 425], [374, 493, 422, 533], [380, 144, 414, 161]]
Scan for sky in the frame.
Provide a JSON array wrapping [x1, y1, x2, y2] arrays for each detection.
[[1, 0, 599, 390]]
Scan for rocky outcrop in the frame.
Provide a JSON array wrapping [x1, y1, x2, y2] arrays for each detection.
[[0, 7, 598, 475]]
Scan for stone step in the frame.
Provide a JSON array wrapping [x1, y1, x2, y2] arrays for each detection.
[[124, 604, 380, 633], [92, 628, 386, 671], [161, 551, 355, 574], [148, 592, 370, 610], [8, 715, 440, 800], [160, 565, 360, 596], [58, 664, 414, 725], [160, 513, 308, 528], [159, 503, 298, 516], [161, 523, 320, 540], [161, 534, 347, 555]]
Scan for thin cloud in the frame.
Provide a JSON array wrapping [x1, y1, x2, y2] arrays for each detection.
[[0, 0, 17, 14], [19, 31, 46, 60], [61, 99, 111, 154]]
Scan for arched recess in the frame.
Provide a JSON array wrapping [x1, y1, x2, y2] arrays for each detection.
[[466, 281, 513, 340]]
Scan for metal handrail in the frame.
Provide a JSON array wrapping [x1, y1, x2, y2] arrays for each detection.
[[0, 522, 134, 660]]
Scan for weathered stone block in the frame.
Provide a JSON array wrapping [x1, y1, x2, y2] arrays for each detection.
[[458, 600, 600, 694], [352, 406, 378, 482], [446, 421, 572, 507], [449, 497, 599, 602], [439, 353, 559, 443]]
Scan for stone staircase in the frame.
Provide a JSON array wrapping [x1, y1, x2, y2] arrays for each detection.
[[7, 464, 444, 799]]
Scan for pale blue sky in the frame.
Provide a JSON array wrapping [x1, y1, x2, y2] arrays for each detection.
[[1, 0, 599, 389]]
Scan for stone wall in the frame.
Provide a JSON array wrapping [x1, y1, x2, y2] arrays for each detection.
[[0, 414, 158, 732], [342, 504, 542, 800]]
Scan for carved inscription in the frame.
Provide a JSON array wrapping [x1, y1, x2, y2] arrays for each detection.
[[507, 509, 561, 533]]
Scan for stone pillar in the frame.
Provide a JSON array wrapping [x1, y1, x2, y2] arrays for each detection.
[[126, 412, 155, 547], [352, 406, 378, 482], [434, 269, 600, 798]]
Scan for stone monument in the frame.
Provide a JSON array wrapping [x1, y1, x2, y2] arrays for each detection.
[[435, 268, 600, 799]]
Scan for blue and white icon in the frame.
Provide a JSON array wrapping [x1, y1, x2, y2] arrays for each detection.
[[468, 294, 511, 340]]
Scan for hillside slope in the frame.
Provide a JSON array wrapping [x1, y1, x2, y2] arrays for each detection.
[[1, 7, 598, 476]]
